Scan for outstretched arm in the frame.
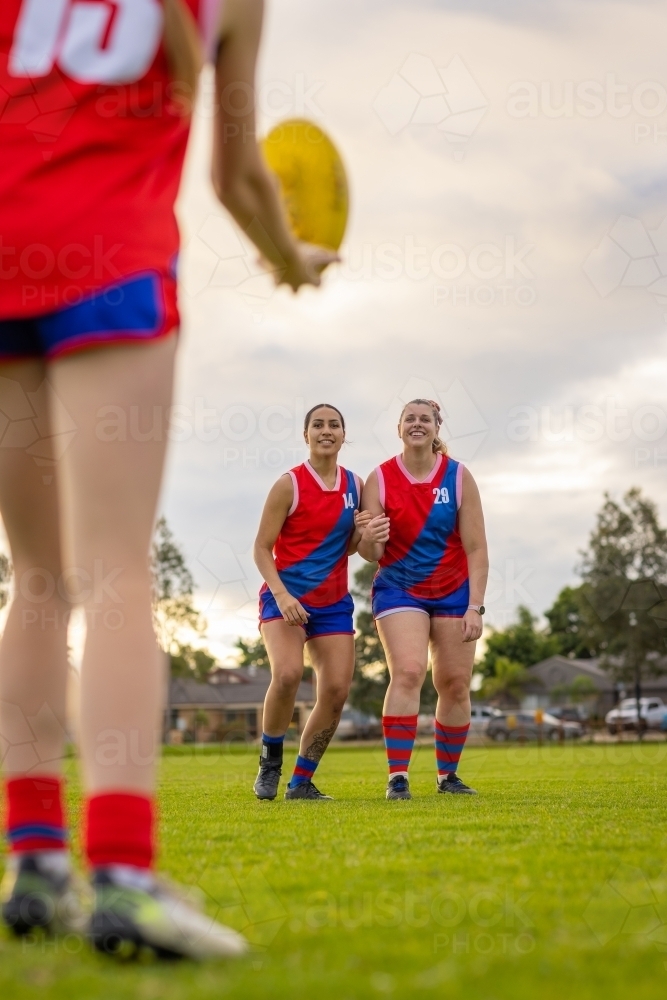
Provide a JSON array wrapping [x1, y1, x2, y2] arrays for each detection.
[[213, 0, 338, 291], [253, 476, 309, 625]]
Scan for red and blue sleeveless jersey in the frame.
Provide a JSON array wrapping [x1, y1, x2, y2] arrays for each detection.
[[376, 454, 468, 600], [262, 463, 361, 607], [0, 0, 223, 318]]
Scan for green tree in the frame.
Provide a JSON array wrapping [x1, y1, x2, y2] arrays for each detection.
[[170, 645, 217, 681], [477, 605, 559, 678], [551, 674, 598, 704], [193, 709, 209, 744], [544, 585, 598, 659], [234, 635, 271, 672], [151, 516, 216, 679], [348, 562, 389, 717], [479, 657, 531, 705], [578, 488, 667, 705]]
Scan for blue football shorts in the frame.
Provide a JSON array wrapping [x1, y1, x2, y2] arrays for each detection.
[[372, 574, 470, 620], [259, 589, 354, 641], [0, 271, 176, 361]]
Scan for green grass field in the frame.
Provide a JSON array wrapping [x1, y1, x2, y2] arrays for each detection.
[[2, 741, 667, 999]]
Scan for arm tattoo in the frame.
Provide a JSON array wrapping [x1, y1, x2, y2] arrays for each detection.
[[303, 719, 338, 762]]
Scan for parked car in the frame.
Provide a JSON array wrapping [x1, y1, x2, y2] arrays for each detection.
[[548, 705, 589, 730], [470, 705, 503, 732], [334, 707, 381, 740], [487, 710, 583, 742], [417, 713, 435, 735], [605, 697, 666, 734]]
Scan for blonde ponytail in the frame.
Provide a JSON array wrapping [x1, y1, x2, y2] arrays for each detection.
[[163, 0, 204, 111]]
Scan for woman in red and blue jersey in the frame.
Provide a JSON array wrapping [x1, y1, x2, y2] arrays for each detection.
[[0, 0, 337, 959], [253, 404, 368, 802], [359, 399, 489, 801]]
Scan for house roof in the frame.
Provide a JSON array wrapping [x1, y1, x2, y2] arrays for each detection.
[[527, 655, 667, 692], [168, 674, 315, 709], [527, 655, 613, 692]]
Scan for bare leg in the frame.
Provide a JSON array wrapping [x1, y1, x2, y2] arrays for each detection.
[[49, 336, 177, 794], [430, 617, 475, 726], [0, 362, 69, 777], [377, 612, 430, 716], [297, 634, 354, 763], [260, 620, 305, 735]]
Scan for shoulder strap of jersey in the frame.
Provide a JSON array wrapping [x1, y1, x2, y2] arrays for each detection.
[[375, 457, 398, 509], [439, 456, 464, 509], [197, 0, 226, 61], [455, 459, 464, 510], [285, 465, 303, 517], [341, 467, 361, 505]]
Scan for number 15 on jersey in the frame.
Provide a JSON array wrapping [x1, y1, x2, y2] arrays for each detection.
[[10, 0, 163, 84]]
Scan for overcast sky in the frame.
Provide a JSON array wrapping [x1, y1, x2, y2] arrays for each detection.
[[163, 0, 667, 661]]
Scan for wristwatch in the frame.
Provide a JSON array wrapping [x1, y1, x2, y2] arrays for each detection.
[[467, 604, 485, 615]]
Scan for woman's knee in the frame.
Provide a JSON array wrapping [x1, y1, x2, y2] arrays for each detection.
[[392, 662, 426, 693], [271, 669, 302, 698], [437, 674, 470, 704], [318, 682, 351, 716]]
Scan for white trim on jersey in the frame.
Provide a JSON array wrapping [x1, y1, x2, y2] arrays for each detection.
[[199, 0, 226, 62], [304, 460, 342, 492], [286, 470, 299, 516], [375, 465, 386, 509], [396, 452, 443, 486]]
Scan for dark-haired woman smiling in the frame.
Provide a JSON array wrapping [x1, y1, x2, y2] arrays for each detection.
[[253, 405, 369, 801]]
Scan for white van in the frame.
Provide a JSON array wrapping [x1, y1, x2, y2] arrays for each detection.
[[470, 705, 502, 732]]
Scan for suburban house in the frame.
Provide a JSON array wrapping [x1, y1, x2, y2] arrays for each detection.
[[523, 655, 667, 715], [165, 666, 315, 743]]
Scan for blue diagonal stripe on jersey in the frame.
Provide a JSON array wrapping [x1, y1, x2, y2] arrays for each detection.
[[381, 459, 459, 589], [278, 470, 358, 599]]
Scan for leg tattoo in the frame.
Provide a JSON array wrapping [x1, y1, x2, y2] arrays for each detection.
[[303, 719, 338, 763]]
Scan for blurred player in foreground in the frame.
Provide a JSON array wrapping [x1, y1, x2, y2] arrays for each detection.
[[0, 0, 336, 959], [253, 405, 369, 802], [358, 400, 489, 801]]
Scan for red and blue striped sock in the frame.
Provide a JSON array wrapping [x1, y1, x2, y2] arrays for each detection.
[[435, 719, 470, 776], [5, 775, 68, 853], [383, 714, 418, 777], [288, 755, 318, 788]]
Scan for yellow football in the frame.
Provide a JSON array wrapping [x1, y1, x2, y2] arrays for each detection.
[[262, 118, 349, 252]]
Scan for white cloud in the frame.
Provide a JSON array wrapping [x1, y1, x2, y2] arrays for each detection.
[[161, 0, 667, 655]]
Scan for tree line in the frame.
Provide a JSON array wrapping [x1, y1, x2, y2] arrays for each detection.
[[2, 490, 665, 715], [236, 488, 667, 715], [349, 487, 667, 715]]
